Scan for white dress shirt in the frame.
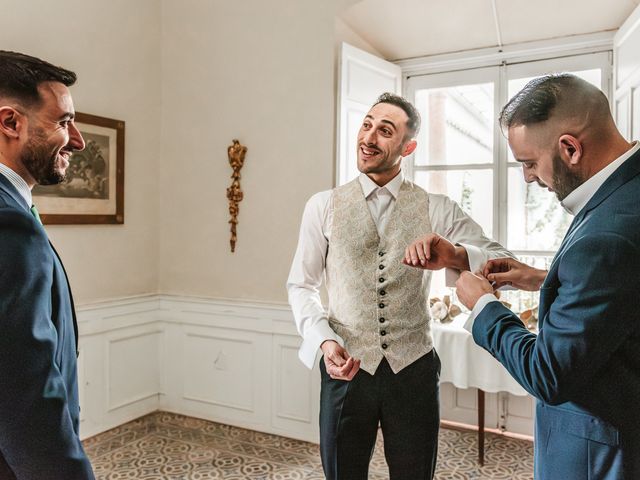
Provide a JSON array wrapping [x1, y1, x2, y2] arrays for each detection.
[[288, 171, 512, 368], [0, 162, 32, 207], [464, 141, 640, 332]]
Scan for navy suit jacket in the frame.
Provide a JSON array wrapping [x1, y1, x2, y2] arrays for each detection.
[[0, 175, 94, 479], [473, 148, 640, 479]]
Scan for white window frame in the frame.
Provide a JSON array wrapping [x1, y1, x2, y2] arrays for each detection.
[[403, 44, 613, 257]]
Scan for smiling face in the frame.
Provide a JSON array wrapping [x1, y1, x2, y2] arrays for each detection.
[[508, 124, 584, 201], [19, 81, 85, 186], [357, 102, 416, 186]]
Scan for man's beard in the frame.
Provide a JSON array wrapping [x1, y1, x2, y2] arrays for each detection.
[[552, 153, 584, 201], [21, 128, 66, 186]]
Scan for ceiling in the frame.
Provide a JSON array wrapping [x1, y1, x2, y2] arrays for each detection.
[[338, 0, 640, 61]]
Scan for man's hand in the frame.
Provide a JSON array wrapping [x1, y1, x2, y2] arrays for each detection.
[[483, 257, 547, 291], [403, 233, 469, 271], [320, 340, 360, 381], [455, 271, 494, 310]]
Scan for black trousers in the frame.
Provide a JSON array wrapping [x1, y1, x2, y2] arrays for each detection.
[[320, 350, 441, 480]]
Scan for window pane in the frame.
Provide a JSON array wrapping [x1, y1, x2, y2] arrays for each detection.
[[507, 167, 571, 251], [414, 83, 494, 166], [414, 169, 493, 238]]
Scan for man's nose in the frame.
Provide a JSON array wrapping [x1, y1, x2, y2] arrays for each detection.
[[522, 168, 536, 184], [362, 129, 376, 145], [68, 121, 85, 151]]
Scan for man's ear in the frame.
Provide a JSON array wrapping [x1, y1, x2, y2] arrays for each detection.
[[401, 139, 417, 157], [558, 134, 582, 166], [0, 107, 25, 140]]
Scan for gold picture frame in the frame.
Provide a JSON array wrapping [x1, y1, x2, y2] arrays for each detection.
[[34, 112, 125, 224]]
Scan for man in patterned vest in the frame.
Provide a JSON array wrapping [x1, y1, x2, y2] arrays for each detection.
[[287, 93, 511, 479]]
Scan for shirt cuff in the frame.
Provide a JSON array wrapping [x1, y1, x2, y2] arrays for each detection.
[[461, 243, 484, 272], [462, 293, 500, 333], [298, 320, 344, 369], [445, 243, 484, 286]]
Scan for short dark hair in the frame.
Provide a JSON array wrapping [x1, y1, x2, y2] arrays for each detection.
[[373, 92, 421, 138], [499, 73, 607, 131], [0, 50, 77, 107]]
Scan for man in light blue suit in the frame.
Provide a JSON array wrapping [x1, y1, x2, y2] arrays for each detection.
[[455, 74, 640, 479], [0, 51, 94, 479]]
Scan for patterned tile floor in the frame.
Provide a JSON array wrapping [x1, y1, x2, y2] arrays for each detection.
[[83, 412, 534, 479]]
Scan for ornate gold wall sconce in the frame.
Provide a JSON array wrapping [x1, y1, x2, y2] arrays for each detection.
[[226, 139, 247, 252]]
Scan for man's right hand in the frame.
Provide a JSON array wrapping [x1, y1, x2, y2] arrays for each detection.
[[483, 257, 547, 291], [320, 340, 360, 381]]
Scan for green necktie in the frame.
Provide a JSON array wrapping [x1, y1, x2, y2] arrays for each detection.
[[30, 204, 42, 225]]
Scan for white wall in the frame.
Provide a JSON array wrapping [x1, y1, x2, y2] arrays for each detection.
[[335, 17, 385, 58], [1, 0, 361, 306], [0, 0, 162, 303], [158, 0, 346, 303]]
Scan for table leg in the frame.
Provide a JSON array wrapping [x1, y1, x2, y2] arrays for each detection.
[[478, 389, 485, 466]]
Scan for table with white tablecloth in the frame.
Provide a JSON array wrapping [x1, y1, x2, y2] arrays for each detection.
[[431, 314, 531, 465]]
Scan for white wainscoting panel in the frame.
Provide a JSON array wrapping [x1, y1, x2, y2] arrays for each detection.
[[76, 295, 532, 442], [77, 296, 162, 439], [440, 384, 499, 427], [177, 325, 271, 430], [271, 334, 320, 441], [107, 329, 162, 411], [501, 393, 535, 435], [183, 331, 255, 411]]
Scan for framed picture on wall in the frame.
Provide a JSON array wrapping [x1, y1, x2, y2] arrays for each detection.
[[33, 112, 125, 224]]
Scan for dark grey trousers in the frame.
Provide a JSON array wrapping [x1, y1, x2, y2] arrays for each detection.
[[320, 350, 441, 480]]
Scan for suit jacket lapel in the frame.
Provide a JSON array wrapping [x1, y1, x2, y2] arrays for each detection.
[[49, 242, 79, 356], [542, 147, 640, 290], [578, 146, 640, 219]]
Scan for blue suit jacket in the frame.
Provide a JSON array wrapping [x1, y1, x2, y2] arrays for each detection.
[[473, 148, 640, 479], [0, 175, 94, 479]]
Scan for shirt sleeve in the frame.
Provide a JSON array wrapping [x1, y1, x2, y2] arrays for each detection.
[[428, 194, 515, 285], [286, 191, 343, 369]]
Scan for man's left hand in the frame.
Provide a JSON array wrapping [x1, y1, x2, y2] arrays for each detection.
[[455, 271, 494, 310], [403, 233, 469, 271]]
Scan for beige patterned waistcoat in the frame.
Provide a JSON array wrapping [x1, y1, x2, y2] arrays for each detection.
[[326, 178, 434, 375]]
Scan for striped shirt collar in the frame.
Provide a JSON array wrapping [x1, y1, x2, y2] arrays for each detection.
[[0, 162, 32, 208]]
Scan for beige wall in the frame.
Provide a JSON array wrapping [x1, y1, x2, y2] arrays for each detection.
[[335, 17, 385, 58], [1, 0, 161, 303], [158, 0, 350, 303], [2, 0, 365, 305]]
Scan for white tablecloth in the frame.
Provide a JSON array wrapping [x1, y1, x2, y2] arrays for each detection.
[[431, 315, 528, 396]]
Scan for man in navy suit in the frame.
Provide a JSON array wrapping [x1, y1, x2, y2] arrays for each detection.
[[0, 51, 94, 479], [454, 74, 640, 479]]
